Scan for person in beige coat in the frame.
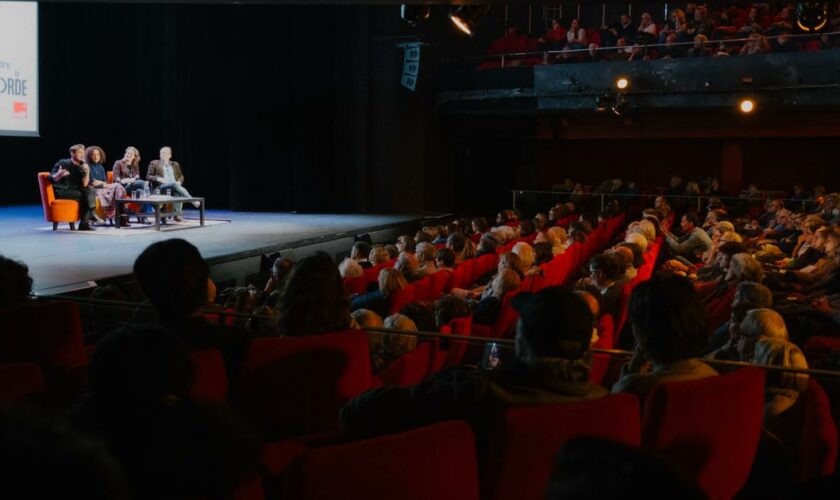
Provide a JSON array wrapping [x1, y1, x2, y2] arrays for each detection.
[[147, 146, 199, 219]]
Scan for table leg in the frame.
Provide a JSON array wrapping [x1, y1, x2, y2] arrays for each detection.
[[200, 200, 205, 226], [115, 203, 122, 228], [155, 204, 161, 231]]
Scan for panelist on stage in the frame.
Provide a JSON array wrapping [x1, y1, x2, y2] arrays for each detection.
[[147, 146, 200, 222], [49, 144, 97, 231], [112, 146, 150, 224]]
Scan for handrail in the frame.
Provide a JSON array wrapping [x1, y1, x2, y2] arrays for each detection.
[[511, 188, 813, 212], [453, 29, 840, 65], [29, 295, 840, 379]]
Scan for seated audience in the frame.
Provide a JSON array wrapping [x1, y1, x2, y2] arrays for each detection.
[[705, 281, 774, 359], [435, 247, 456, 273], [473, 268, 521, 325], [341, 287, 607, 447], [338, 257, 364, 278], [663, 212, 712, 262], [588, 253, 628, 318], [0, 255, 33, 308], [735, 308, 791, 362], [133, 239, 251, 372], [613, 273, 717, 397], [72, 325, 260, 500], [349, 241, 373, 268], [350, 267, 406, 318], [414, 241, 438, 278], [277, 252, 352, 336]]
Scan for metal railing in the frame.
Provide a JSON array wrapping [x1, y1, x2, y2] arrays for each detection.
[[456, 29, 840, 68], [512, 188, 815, 214], [33, 294, 840, 381]]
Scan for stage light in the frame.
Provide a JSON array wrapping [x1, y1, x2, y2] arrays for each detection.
[[449, 6, 488, 37], [739, 99, 755, 113], [615, 77, 629, 90], [401, 5, 431, 27], [796, 3, 829, 32]]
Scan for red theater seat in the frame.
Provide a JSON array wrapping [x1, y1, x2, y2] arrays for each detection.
[[428, 270, 450, 301], [235, 330, 373, 440], [295, 421, 479, 500], [377, 341, 433, 387], [483, 393, 641, 500], [0, 363, 46, 404], [797, 379, 838, 482], [0, 301, 86, 389], [189, 349, 228, 402], [389, 284, 415, 314], [642, 368, 765, 500]]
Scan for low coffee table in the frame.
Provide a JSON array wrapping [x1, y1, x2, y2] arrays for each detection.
[[115, 196, 205, 231]]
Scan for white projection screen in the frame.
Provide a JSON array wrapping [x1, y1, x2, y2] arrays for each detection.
[[0, 1, 38, 137]]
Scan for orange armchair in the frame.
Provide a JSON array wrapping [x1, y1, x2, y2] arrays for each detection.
[[38, 172, 80, 230]]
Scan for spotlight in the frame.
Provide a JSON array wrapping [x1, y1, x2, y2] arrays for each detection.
[[739, 99, 755, 113], [401, 5, 431, 27], [796, 2, 829, 32], [449, 5, 488, 37], [615, 77, 629, 90]]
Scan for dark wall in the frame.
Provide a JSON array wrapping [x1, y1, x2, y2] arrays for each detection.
[[3, 3, 446, 213]]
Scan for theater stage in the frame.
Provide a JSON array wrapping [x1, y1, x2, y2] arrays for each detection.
[[0, 205, 435, 294]]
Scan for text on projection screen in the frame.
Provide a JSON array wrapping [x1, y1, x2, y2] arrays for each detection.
[[0, 1, 38, 137]]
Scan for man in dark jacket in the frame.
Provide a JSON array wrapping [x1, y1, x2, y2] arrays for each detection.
[[340, 287, 608, 447], [49, 144, 97, 230]]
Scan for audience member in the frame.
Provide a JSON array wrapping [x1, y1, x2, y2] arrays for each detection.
[[613, 273, 717, 396], [0, 255, 33, 308], [341, 287, 607, 449], [277, 252, 351, 336]]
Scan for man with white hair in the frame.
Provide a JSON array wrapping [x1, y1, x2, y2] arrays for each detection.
[[147, 146, 200, 220]]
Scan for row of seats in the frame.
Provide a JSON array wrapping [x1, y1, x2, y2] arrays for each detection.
[[257, 367, 836, 500]]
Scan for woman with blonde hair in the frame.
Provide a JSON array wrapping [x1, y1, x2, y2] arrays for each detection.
[[473, 268, 520, 325], [368, 245, 390, 266], [112, 146, 150, 224], [512, 242, 539, 275], [350, 267, 407, 318], [535, 226, 567, 255]]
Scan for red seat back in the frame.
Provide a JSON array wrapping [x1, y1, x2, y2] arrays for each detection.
[[235, 330, 372, 440], [594, 313, 615, 350], [412, 275, 431, 303], [490, 290, 522, 339], [460, 259, 476, 287], [389, 284, 415, 314], [798, 379, 838, 482], [613, 283, 634, 342], [642, 368, 765, 499], [343, 276, 368, 296], [363, 265, 382, 284], [0, 363, 46, 404], [0, 301, 86, 387], [189, 349, 228, 402], [803, 336, 840, 367], [296, 421, 479, 500], [428, 271, 450, 301], [484, 394, 641, 500], [377, 341, 433, 387], [445, 267, 467, 291]]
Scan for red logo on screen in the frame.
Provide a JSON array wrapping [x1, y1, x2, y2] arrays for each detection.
[[13, 102, 27, 119]]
